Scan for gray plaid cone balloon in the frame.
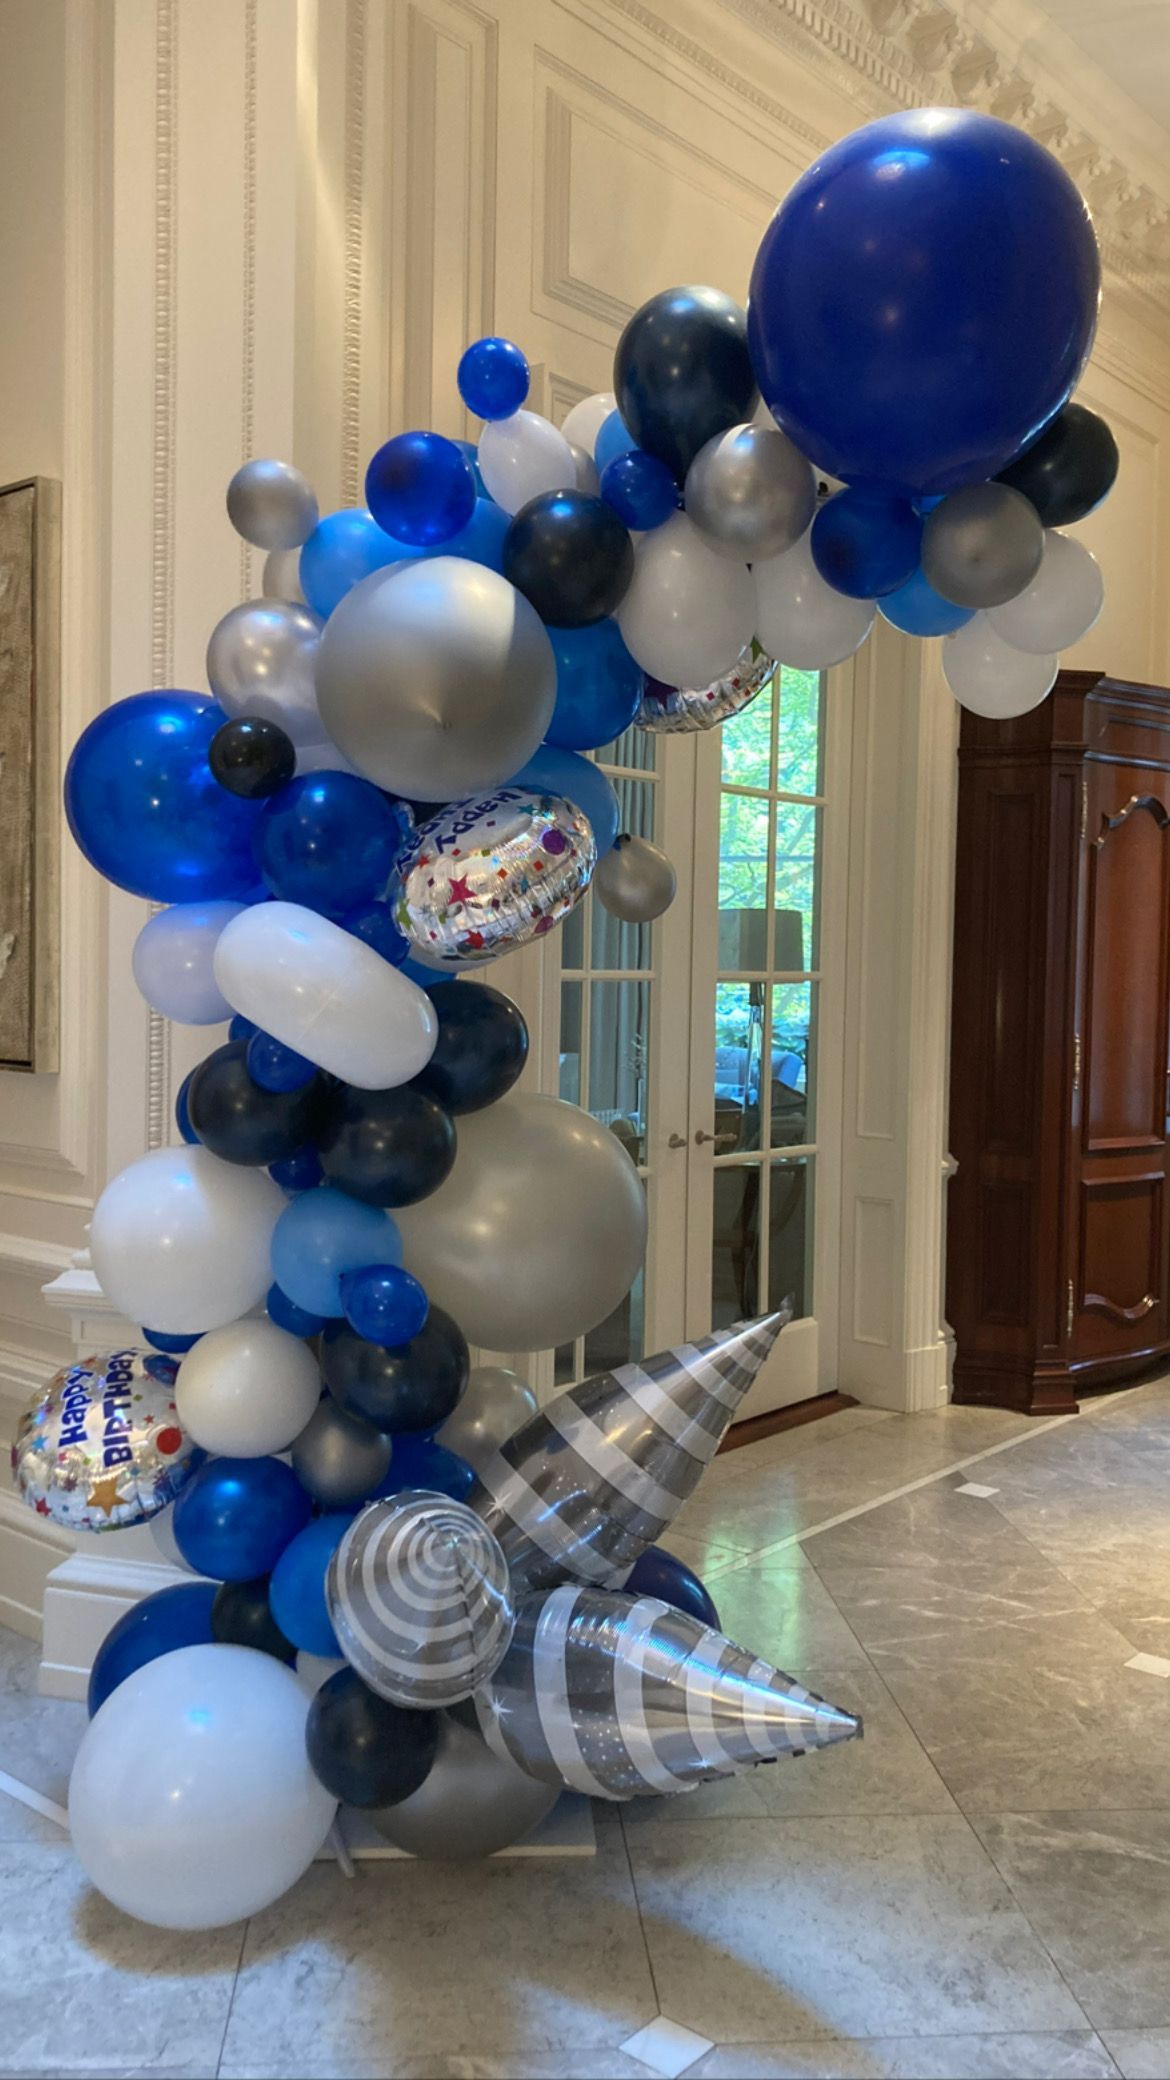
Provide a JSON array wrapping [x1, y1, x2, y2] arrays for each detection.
[[468, 1307, 790, 1597], [634, 642, 774, 734], [326, 1491, 515, 1708], [475, 1585, 861, 1800]]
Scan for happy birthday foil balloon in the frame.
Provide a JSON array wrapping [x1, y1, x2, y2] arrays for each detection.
[[12, 1348, 199, 1532], [476, 1585, 861, 1799], [395, 786, 595, 968], [634, 642, 774, 734], [468, 1308, 790, 1598]]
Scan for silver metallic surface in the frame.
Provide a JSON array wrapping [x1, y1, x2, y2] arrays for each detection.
[[684, 422, 817, 561], [226, 458, 319, 552], [436, 1365, 538, 1470], [634, 643, 774, 734], [922, 482, 1044, 609], [13, 1349, 198, 1532], [366, 1708, 558, 1859], [205, 598, 325, 745], [290, 1397, 393, 1509], [396, 787, 595, 968], [593, 834, 677, 924]]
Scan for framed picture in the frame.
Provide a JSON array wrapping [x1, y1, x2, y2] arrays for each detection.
[[0, 476, 61, 1072]]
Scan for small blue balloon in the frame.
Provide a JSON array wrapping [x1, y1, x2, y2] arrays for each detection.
[[143, 1327, 201, 1355], [299, 508, 411, 619], [269, 1513, 352, 1656], [376, 1435, 474, 1503], [365, 431, 476, 548], [599, 450, 678, 531], [624, 1544, 720, 1630], [256, 771, 409, 917], [88, 1582, 218, 1717], [269, 1146, 326, 1194], [878, 566, 974, 636], [267, 1280, 327, 1337], [810, 489, 923, 599], [172, 1456, 311, 1582], [416, 496, 508, 574], [457, 337, 530, 421], [271, 1186, 403, 1319], [341, 1264, 429, 1347], [175, 1070, 199, 1146], [594, 409, 637, 476], [511, 745, 620, 855], [398, 954, 447, 991], [247, 1030, 317, 1093], [343, 898, 411, 967], [229, 1014, 258, 1044], [545, 620, 644, 753]]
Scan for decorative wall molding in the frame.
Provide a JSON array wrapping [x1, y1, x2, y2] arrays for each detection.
[[341, 0, 368, 502], [239, 0, 259, 601], [146, 0, 179, 1153]]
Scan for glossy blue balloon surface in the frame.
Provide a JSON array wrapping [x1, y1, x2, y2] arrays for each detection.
[[878, 566, 974, 636], [343, 898, 411, 967], [454, 440, 487, 497], [255, 772, 409, 916], [299, 508, 411, 619], [247, 1030, 317, 1093], [624, 1545, 720, 1630], [546, 620, 644, 753], [341, 1264, 429, 1346], [416, 497, 509, 574], [268, 1147, 325, 1194], [511, 745, 620, 855], [271, 1187, 403, 1319], [457, 336, 530, 421], [175, 1070, 199, 1145], [88, 1581, 218, 1717], [143, 1327, 201, 1355], [810, 489, 923, 600], [269, 1513, 352, 1656], [172, 1456, 311, 1581], [747, 109, 1100, 496], [375, 1434, 475, 1503], [365, 431, 477, 547], [266, 1280, 328, 1337], [65, 692, 262, 903], [599, 450, 678, 531], [594, 410, 637, 476]]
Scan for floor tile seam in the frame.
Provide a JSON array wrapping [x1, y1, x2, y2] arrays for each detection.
[[958, 1811, 1107, 2038], [614, 1806, 668, 2035], [810, 1644, 961, 1811], [213, 1914, 251, 2080]]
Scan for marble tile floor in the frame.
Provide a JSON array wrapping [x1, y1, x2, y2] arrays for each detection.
[[6, 1380, 1170, 2078]]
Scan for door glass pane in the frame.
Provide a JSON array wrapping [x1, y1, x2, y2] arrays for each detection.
[[561, 895, 585, 971], [774, 801, 819, 970], [715, 981, 763, 1153], [559, 980, 583, 1107], [584, 1262, 646, 1377], [771, 981, 815, 1147], [776, 667, 822, 796], [721, 672, 774, 789], [711, 1162, 762, 1329], [588, 980, 649, 1165], [769, 1157, 813, 1319]]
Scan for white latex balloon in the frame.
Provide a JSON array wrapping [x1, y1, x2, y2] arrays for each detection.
[[90, 1146, 285, 1335], [131, 902, 245, 1024], [942, 615, 1059, 718], [262, 546, 306, 603], [477, 409, 577, 515], [617, 512, 756, 687], [213, 901, 438, 1090], [753, 531, 876, 668], [560, 391, 617, 456], [986, 530, 1104, 654], [436, 1364, 539, 1468], [294, 1651, 347, 1698], [175, 1319, 321, 1457], [70, 1645, 336, 1929]]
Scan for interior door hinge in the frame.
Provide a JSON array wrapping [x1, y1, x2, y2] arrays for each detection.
[[1066, 1279, 1075, 1339], [1080, 776, 1088, 845], [1072, 1031, 1081, 1096]]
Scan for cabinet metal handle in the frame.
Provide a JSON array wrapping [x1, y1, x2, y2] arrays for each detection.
[[695, 1129, 737, 1147]]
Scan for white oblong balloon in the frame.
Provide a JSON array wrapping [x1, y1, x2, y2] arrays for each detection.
[[942, 615, 1059, 718], [213, 901, 438, 1090], [753, 531, 875, 668], [986, 531, 1104, 655], [560, 391, 617, 456], [477, 410, 577, 515], [90, 1145, 285, 1335], [69, 1644, 336, 1929], [131, 901, 245, 1024], [175, 1319, 321, 1457], [616, 512, 756, 687]]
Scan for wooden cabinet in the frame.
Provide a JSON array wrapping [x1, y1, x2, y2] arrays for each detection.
[[948, 672, 1170, 1414]]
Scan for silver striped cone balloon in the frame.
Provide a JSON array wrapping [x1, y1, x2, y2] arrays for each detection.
[[476, 1585, 861, 1800], [326, 1491, 515, 1709], [634, 643, 774, 734], [468, 1307, 790, 1598]]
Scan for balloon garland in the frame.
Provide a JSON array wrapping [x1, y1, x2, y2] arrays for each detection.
[[16, 106, 1111, 1927]]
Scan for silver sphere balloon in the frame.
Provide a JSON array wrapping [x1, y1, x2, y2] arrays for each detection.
[[206, 598, 325, 746], [227, 458, 319, 551], [367, 1709, 557, 1860], [593, 834, 677, 924], [436, 1365, 538, 1469], [290, 1397, 391, 1508], [685, 423, 816, 562], [922, 484, 1044, 610], [315, 558, 556, 801]]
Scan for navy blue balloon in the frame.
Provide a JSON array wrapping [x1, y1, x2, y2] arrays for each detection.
[[299, 508, 410, 619], [255, 772, 409, 916], [503, 490, 633, 629], [511, 745, 620, 855], [625, 1545, 720, 1629], [87, 1581, 218, 1717], [343, 898, 410, 967], [175, 1070, 199, 1146], [546, 620, 644, 753], [810, 490, 923, 600], [615, 288, 757, 482], [172, 1456, 312, 1582], [594, 410, 637, 476], [64, 692, 262, 903], [878, 566, 974, 636], [267, 1281, 328, 1338], [269, 1513, 352, 1656], [143, 1327, 201, 1355], [457, 336, 530, 421], [747, 109, 1100, 497], [341, 1265, 429, 1347], [600, 450, 678, 532], [248, 1030, 317, 1094], [365, 431, 476, 548], [375, 1434, 475, 1503]]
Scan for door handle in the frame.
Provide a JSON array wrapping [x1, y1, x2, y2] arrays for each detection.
[[695, 1129, 737, 1147], [667, 1132, 687, 1149]]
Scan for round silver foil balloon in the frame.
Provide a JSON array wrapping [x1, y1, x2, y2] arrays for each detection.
[[436, 1365, 538, 1470], [684, 422, 816, 561], [13, 1349, 199, 1532], [593, 834, 677, 924], [227, 458, 319, 551], [315, 557, 556, 801], [922, 483, 1044, 610], [206, 598, 325, 746], [634, 642, 773, 734], [396, 786, 595, 968], [367, 1710, 557, 1859], [290, 1397, 392, 1508], [327, 1491, 515, 1708]]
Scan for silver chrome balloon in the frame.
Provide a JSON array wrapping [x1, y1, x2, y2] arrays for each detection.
[[226, 458, 319, 551], [594, 834, 677, 924], [921, 483, 1044, 609], [367, 1709, 558, 1859], [477, 1586, 860, 1800], [327, 1491, 515, 1708], [206, 598, 325, 746], [396, 786, 596, 968], [468, 1308, 790, 1597], [436, 1365, 538, 1470], [290, 1397, 392, 1508], [685, 422, 817, 562], [13, 1349, 199, 1533], [634, 642, 773, 735]]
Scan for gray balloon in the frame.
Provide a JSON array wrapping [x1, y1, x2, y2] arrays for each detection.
[[261, 546, 305, 603], [922, 483, 1044, 609], [685, 423, 816, 562], [206, 598, 324, 745], [315, 558, 556, 801], [593, 834, 677, 924], [367, 1710, 557, 1860], [436, 1364, 538, 1469], [227, 458, 319, 551], [290, 1398, 391, 1508], [567, 439, 600, 497]]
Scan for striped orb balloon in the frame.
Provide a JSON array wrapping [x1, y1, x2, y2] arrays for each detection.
[[326, 1490, 514, 1709]]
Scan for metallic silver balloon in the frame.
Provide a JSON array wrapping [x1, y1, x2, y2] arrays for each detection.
[[206, 598, 325, 746], [367, 1709, 558, 1859], [634, 642, 773, 734], [435, 1364, 538, 1469], [685, 422, 817, 562], [327, 1491, 515, 1708], [477, 1586, 860, 1800], [594, 834, 677, 924], [567, 439, 600, 497], [290, 1397, 392, 1508], [261, 546, 305, 603], [468, 1308, 789, 1597], [13, 1349, 199, 1533], [315, 558, 556, 800], [921, 483, 1044, 610], [227, 458, 319, 551], [395, 787, 595, 968]]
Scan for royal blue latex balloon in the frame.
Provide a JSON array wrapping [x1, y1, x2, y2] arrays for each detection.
[[299, 508, 410, 618], [271, 1186, 403, 1319], [229, 1014, 257, 1043], [375, 1434, 475, 1503], [64, 692, 262, 903], [600, 450, 678, 532], [142, 1328, 201, 1355], [454, 440, 487, 496], [810, 490, 923, 600], [747, 109, 1100, 497], [87, 1582, 217, 1717], [624, 1545, 720, 1630], [341, 1264, 430, 1346], [268, 1146, 325, 1194], [457, 336, 530, 421], [546, 620, 644, 752], [365, 431, 477, 547], [343, 898, 411, 967], [172, 1456, 311, 1582], [511, 745, 620, 855], [175, 1070, 199, 1146], [878, 566, 974, 636], [266, 1281, 327, 1337], [255, 771, 409, 916], [594, 409, 637, 476], [247, 1030, 317, 1094], [269, 1513, 352, 1656]]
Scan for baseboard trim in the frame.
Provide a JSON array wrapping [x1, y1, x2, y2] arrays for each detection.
[[0, 1488, 73, 1642], [40, 1548, 194, 1699], [720, 1390, 859, 1455]]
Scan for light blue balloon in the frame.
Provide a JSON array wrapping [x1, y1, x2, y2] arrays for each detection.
[[270, 1187, 403, 1319], [594, 410, 637, 476], [416, 497, 508, 575], [878, 565, 974, 636], [299, 509, 413, 619], [511, 745, 620, 856]]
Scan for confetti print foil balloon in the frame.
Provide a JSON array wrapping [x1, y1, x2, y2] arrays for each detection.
[[12, 1349, 200, 1532], [634, 642, 774, 734], [395, 787, 595, 968]]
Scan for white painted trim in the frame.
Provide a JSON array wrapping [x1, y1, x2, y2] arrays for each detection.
[[40, 1548, 195, 1701]]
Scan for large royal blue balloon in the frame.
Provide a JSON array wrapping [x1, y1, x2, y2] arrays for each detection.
[[747, 109, 1100, 497], [269, 1513, 352, 1656], [511, 745, 620, 855], [87, 1581, 218, 1717], [172, 1457, 312, 1581], [64, 692, 263, 903], [546, 620, 644, 752], [299, 508, 411, 618], [255, 771, 410, 916]]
